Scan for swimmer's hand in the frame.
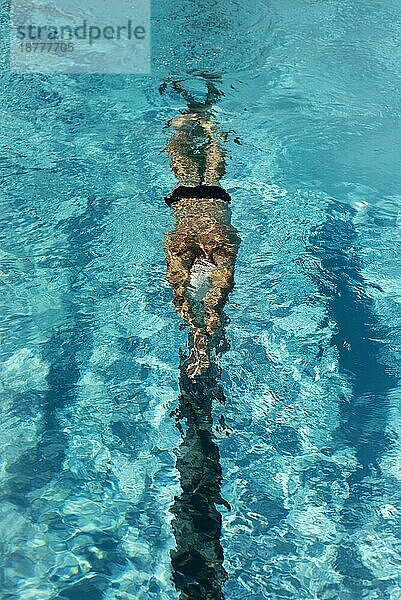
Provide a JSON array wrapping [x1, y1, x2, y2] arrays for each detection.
[[170, 113, 199, 131]]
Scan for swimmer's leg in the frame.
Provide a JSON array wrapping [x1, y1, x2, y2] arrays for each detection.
[[165, 236, 198, 331], [203, 247, 237, 336], [165, 235, 211, 378]]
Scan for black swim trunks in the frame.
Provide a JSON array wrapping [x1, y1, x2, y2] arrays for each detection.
[[165, 185, 231, 207]]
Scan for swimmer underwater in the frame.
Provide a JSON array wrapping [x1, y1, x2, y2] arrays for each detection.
[[163, 81, 241, 379]]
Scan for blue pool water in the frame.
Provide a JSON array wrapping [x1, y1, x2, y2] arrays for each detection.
[[1, 0, 401, 598]]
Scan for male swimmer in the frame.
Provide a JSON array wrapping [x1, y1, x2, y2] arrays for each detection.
[[164, 111, 240, 379]]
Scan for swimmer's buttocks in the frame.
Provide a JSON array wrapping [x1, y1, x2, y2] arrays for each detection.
[[165, 185, 231, 207]]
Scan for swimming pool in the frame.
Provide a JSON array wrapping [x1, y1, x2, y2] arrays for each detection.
[[1, 0, 401, 598]]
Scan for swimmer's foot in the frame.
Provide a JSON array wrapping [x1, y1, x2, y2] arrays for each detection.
[[187, 330, 210, 380], [204, 310, 222, 336], [187, 356, 209, 380]]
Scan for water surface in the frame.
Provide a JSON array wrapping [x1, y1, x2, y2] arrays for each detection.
[[1, 0, 401, 598]]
